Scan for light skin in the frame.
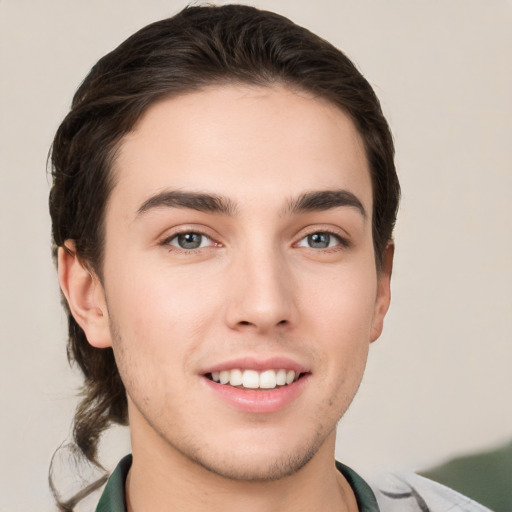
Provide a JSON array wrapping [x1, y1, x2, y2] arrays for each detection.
[[59, 84, 393, 512]]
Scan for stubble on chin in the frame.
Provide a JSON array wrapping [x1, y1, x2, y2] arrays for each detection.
[[155, 418, 338, 484]]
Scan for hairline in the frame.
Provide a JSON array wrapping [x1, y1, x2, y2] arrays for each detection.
[[87, 80, 386, 280]]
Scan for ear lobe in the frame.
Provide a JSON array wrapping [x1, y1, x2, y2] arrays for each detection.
[[58, 242, 112, 349], [370, 242, 394, 343]]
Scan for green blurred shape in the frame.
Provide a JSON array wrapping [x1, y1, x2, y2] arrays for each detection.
[[420, 439, 512, 512]]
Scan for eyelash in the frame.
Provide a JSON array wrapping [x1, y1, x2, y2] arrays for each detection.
[[160, 230, 218, 253], [295, 230, 349, 252], [160, 228, 349, 254]]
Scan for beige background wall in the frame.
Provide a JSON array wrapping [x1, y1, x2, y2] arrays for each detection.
[[1, 1, 511, 510]]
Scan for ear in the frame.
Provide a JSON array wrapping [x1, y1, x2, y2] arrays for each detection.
[[58, 241, 112, 348], [370, 242, 394, 343]]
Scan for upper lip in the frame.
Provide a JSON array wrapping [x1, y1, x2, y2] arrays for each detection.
[[202, 356, 310, 375]]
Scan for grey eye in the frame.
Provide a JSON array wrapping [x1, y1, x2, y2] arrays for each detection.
[[307, 232, 331, 249], [170, 232, 210, 250], [297, 232, 341, 249]]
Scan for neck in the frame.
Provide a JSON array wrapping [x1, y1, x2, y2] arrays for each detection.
[[126, 424, 357, 512]]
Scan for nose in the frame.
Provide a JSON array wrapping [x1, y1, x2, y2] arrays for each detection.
[[224, 247, 298, 334]]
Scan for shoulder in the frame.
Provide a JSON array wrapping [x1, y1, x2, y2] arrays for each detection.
[[369, 471, 493, 512]]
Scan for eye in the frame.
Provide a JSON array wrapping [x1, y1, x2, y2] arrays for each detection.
[[167, 232, 213, 250], [297, 232, 343, 249]]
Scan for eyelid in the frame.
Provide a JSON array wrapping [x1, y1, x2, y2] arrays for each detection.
[[296, 232, 346, 250], [159, 225, 222, 252], [293, 225, 351, 249]]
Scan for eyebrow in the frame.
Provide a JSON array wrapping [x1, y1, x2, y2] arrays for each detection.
[[136, 188, 366, 219], [285, 190, 367, 218], [137, 190, 238, 217]]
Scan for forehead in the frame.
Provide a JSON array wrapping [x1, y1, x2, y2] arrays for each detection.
[[111, 84, 372, 216]]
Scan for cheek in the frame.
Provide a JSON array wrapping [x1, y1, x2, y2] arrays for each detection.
[[105, 261, 223, 363], [301, 265, 376, 390], [106, 268, 219, 411], [304, 265, 377, 340]]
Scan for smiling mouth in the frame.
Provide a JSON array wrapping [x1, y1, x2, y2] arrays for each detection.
[[206, 369, 306, 390]]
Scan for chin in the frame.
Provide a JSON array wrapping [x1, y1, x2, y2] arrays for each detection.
[[179, 426, 331, 483], [189, 447, 318, 482]]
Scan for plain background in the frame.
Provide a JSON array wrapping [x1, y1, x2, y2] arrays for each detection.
[[1, 0, 511, 510]]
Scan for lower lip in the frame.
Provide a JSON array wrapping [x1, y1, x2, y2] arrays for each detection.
[[202, 375, 310, 414]]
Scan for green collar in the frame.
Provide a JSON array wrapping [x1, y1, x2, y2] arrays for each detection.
[[96, 455, 380, 512], [336, 461, 380, 512], [95, 454, 132, 512]]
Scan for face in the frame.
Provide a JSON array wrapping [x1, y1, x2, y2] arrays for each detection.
[[91, 85, 391, 480]]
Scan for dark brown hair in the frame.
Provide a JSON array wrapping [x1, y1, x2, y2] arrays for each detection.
[[49, 4, 399, 508]]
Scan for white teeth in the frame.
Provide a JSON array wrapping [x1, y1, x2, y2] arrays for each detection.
[[286, 370, 296, 385], [209, 368, 301, 389], [276, 369, 287, 386], [242, 370, 260, 389], [229, 369, 243, 386], [259, 370, 277, 389]]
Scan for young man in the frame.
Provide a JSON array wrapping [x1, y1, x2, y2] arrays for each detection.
[[49, 5, 489, 512]]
